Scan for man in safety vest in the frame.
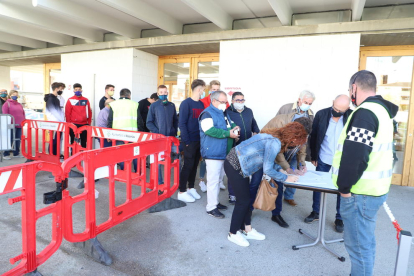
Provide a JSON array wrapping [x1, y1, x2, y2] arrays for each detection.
[[332, 70, 398, 276], [107, 88, 144, 172]]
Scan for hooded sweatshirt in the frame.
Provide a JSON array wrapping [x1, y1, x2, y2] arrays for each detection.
[[2, 99, 25, 128], [44, 93, 64, 122], [337, 95, 399, 194]]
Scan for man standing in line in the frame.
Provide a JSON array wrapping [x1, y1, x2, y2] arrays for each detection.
[[65, 83, 92, 149], [199, 91, 239, 219], [45, 82, 65, 155], [226, 92, 260, 204], [97, 98, 115, 147], [99, 84, 115, 110], [56, 83, 66, 111], [147, 85, 179, 185], [275, 90, 315, 206], [333, 70, 397, 275], [138, 93, 159, 132], [306, 95, 352, 233], [177, 79, 205, 203]]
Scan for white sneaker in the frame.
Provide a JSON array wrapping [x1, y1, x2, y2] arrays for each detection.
[[177, 191, 195, 203], [3, 156, 11, 160], [187, 188, 201, 199], [13, 154, 24, 158], [199, 180, 207, 192], [243, 228, 266, 240], [228, 232, 250, 247], [220, 182, 226, 190]]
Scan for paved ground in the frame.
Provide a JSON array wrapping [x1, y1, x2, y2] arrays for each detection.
[[0, 157, 413, 276]]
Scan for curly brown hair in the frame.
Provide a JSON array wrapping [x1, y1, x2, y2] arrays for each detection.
[[261, 122, 308, 152]]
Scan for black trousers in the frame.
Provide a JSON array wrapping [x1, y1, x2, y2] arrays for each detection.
[[179, 141, 201, 193], [224, 159, 252, 234], [69, 124, 88, 150]]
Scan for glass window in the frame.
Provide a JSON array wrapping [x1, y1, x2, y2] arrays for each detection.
[[197, 61, 219, 98], [163, 62, 190, 111]]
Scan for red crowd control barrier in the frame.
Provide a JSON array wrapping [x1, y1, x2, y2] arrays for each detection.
[[0, 161, 64, 276], [61, 136, 180, 242], [21, 120, 77, 164]]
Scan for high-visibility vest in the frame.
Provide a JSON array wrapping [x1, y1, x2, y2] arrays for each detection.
[[332, 101, 394, 196], [109, 99, 139, 131]]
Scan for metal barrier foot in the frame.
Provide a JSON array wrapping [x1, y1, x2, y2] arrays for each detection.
[[148, 198, 186, 213], [74, 237, 112, 266], [25, 269, 43, 276]]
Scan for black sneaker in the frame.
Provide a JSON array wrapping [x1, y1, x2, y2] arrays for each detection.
[[334, 219, 344, 233], [304, 211, 319, 223], [228, 196, 236, 205], [207, 208, 225, 219], [271, 215, 289, 228], [217, 203, 228, 210]]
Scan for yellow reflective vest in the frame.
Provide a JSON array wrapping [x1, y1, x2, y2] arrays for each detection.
[[109, 99, 139, 131], [332, 101, 394, 196]]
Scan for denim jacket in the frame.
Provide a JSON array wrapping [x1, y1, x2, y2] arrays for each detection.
[[235, 133, 288, 182]]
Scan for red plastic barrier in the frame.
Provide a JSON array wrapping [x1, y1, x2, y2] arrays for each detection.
[[61, 136, 179, 243], [0, 162, 64, 276], [21, 120, 77, 164]]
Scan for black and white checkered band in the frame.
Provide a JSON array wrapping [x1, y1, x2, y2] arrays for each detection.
[[346, 127, 375, 147]]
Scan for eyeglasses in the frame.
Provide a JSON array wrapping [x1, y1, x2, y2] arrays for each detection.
[[234, 99, 245, 103], [214, 100, 227, 104]]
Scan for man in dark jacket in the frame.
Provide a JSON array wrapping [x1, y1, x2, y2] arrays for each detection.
[[306, 94, 352, 233], [138, 93, 158, 132], [147, 85, 179, 184], [226, 92, 260, 204]]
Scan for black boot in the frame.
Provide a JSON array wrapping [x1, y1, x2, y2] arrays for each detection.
[[271, 215, 289, 228]]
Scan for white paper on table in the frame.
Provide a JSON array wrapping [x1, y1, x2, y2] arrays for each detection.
[[284, 171, 338, 191]]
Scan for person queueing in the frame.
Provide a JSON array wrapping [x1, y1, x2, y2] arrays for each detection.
[[97, 98, 115, 147], [146, 85, 178, 185], [333, 70, 397, 276], [65, 83, 92, 150], [44, 82, 65, 156], [226, 92, 260, 204], [2, 90, 25, 159], [306, 95, 352, 233], [225, 122, 307, 247], [275, 90, 315, 206], [199, 91, 239, 219], [0, 89, 7, 114], [138, 93, 159, 132], [99, 84, 115, 110], [177, 79, 205, 203], [251, 117, 312, 228], [56, 82, 66, 111]]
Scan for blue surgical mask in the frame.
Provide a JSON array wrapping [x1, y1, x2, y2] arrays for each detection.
[[0, 93, 7, 98], [200, 93, 205, 99], [74, 91, 82, 97], [11, 96, 18, 101], [159, 95, 168, 101], [300, 104, 310, 112]]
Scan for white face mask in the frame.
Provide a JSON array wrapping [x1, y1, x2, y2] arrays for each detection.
[[300, 104, 311, 112], [218, 104, 226, 112], [234, 103, 244, 110]]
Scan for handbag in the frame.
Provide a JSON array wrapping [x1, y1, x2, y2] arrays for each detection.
[[253, 177, 278, 211]]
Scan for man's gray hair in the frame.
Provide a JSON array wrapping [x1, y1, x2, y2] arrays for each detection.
[[210, 90, 227, 101], [299, 90, 315, 101]]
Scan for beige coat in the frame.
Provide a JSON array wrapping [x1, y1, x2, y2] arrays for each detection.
[[261, 112, 307, 170]]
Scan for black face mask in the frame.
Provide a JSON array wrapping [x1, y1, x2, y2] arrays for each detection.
[[351, 88, 357, 107], [57, 91, 63, 95], [332, 107, 345, 118]]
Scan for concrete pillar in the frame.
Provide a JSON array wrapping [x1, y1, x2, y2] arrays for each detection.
[[0, 65, 10, 90]]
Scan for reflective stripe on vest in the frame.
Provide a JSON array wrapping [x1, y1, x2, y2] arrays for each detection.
[[109, 99, 139, 131], [331, 101, 394, 196], [336, 142, 393, 152]]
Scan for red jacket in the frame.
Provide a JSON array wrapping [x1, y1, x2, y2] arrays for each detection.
[[65, 95, 92, 125], [200, 94, 230, 110]]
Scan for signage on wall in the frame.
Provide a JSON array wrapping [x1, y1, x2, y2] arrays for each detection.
[[224, 87, 242, 97]]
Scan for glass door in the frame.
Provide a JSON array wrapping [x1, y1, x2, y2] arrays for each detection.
[[360, 47, 414, 186], [194, 56, 220, 99]]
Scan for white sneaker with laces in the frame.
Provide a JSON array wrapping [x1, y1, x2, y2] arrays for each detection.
[[187, 188, 201, 199], [177, 191, 195, 203], [3, 156, 11, 160], [199, 180, 207, 192], [228, 232, 250, 247], [13, 155, 24, 158], [220, 182, 226, 190], [243, 228, 266, 240]]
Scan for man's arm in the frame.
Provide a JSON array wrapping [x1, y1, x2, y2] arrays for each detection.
[[146, 104, 159, 133], [99, 97, 105, 110], [310, 111, 320, 161], [178, 101, 190, 144], [337, 109, 379, 194], [65, 100, 71, 122], [87, 100, 92, 125], [200, 113, 230, 139], [297, 145, 307, 165], [172, 104, 178, 136], [251, 114, 260, 134], [275, 152, 290, 171], [107, 108, 114, 128], [137, 107, 145, 131]]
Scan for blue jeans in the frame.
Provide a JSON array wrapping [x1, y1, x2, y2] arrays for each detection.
[[4, 128, 21, 156], [158, 144, 177, 184], [199, 159, 206, 179], [115, 141, 137, 172], [283, 155, 298, 200], [271, 181, 284, 216], [341, 194, 387, 276], [249, 168, 263, 210], [312, 158, 341, 220]]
